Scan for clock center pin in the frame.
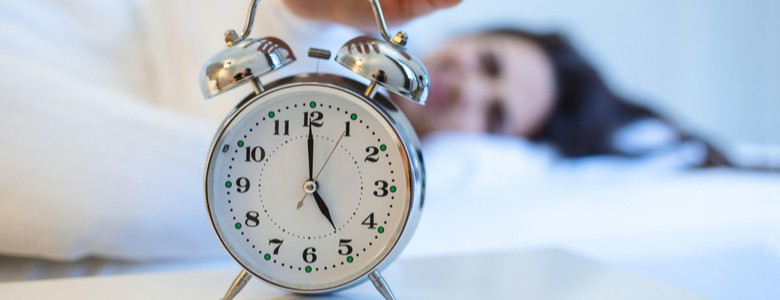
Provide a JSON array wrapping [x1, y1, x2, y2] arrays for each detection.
[[303, 180, 317, 194]]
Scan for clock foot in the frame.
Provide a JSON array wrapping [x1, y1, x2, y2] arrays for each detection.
[[368, 270, 396, 300], [222, 269, 252, 300]]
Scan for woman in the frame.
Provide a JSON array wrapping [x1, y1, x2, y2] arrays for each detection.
[[287, 0, 731, 167], [396, 28, 732, 167]]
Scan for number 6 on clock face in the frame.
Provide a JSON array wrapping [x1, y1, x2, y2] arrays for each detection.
[[205, 78, 424, 293]]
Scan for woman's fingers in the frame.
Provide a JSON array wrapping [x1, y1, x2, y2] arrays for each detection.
[[383, 0, 462, 25], [283, 0, 462, 30]]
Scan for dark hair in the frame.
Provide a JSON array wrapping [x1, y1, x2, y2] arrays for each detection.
[[487, 28, 730, 167]]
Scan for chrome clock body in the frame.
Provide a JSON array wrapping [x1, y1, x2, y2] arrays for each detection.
[[198, 1, 428, 299], [204, 74, 424, 293]]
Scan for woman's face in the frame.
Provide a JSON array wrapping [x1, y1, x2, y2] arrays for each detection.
[[397, 34, 557, 138]]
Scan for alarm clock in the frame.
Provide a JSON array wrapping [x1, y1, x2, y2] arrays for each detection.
[[198, 1, 428, 299]]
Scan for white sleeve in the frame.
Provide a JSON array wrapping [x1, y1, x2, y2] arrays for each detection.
[[0, 0, 225, 261], [0, 0, 361, 262], [0, 55, 226, 261], [139, 0, 363, 115]]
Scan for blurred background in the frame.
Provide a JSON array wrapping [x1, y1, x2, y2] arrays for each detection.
[[407, 0, 780, 162]]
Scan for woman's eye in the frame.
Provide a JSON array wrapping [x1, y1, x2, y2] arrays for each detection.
[[479, 51, 501, 78], [486, 101, 505, 134]]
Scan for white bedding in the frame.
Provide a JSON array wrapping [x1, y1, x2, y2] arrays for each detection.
[[423, 134, 780, 300], [4, 134, 779, 300], [1, 1, 779, 300], [415, 133, 780, 261]]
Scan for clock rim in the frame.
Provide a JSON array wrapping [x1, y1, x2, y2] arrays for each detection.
[[203, 73, 425, 294]]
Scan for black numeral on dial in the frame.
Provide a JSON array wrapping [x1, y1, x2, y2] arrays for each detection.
[[338, 239, 353, 255], [373, 180, 388, 197], [362, 213, 377, 229], [244, 146, 265, 162], [274, 120, 290, 135], [245, 211, 259, 227], [303, 247, 317, 263], [269, 239, 283, 255], [365, 146, 379, 162], [236, 177, 250, 193], [303, 111, 323, 127]]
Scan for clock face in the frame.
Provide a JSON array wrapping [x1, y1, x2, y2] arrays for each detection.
[[206, 83, 418, 292]]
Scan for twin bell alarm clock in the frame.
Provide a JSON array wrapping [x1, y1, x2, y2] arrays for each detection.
[[198, 0, 429, 299]]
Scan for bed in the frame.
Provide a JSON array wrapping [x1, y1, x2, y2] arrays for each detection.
[[3, 133, 778, 299], [1, 1, 778, 300]]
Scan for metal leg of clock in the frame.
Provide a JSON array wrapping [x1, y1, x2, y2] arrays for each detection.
[[368, 270, 397, 300], [222, 269, 251, 300]]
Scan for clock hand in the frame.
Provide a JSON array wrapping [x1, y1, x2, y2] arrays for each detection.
[[307, 122, 314, 180], [307, 131, 345, 229], [313, 130, 346, 180], [297, 130, 346, 210], [297, 123, 316, 210], [296, 192, 307, 210], [312, 189, 336, 230]]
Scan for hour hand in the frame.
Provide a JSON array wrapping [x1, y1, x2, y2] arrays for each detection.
[[312, 190, 336, 230]]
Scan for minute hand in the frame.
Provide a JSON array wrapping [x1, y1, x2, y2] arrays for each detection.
[[307, 122, 314, 180], [296, 130, 346, 210]]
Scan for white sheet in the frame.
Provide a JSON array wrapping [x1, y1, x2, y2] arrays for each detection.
[[406, 133, 780, 299], [416, 133, 780, 258], [4, 133, 778, 299]]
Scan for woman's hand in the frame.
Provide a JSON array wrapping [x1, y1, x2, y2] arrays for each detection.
[[283, 0, 461, 31]]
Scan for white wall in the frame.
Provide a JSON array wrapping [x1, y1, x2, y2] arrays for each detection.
[[403, 0, 780, 155]]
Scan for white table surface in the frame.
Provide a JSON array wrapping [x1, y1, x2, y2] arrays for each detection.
[[0, 249, 704, 300]]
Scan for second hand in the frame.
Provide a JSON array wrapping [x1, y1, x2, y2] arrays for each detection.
[[297, 130, 347, 210]]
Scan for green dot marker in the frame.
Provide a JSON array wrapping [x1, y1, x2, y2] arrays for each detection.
[[268, 111, 275, 118], [305, 266, 312, 273], [264, 253, 271, 261], [237, 140, 245, 147], [309, 101, 316, 108], [350, 113, 357, 120], [389, 186, 397, 193], [378, 226, 385, 234], [235, 223, 241, 229], [380, 144, 387, 151], [225, 181, 232, 188], [346, 256, 354, 263]]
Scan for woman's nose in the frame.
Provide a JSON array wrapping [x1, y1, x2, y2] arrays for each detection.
[[454, 76, 491, 107]]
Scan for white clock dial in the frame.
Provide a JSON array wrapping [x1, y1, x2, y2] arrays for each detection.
[[206, 83, 414, 291]]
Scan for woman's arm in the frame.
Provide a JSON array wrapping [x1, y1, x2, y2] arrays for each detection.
[[0, 57, 224, 261], [283, 0, 461, 31]]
